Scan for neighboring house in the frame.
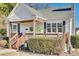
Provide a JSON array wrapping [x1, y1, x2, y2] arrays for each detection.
[[6, 3, 75, 38], [76, 27, 79, 35]]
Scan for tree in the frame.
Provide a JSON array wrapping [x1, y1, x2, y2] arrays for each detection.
[[0, 3, 16, 32], [0, 3, 16, 16]]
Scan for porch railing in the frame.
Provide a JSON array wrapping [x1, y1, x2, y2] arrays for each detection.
[[9, 33, 18, 49]]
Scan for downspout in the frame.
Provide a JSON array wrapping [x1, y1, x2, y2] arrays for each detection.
[[69, 4, 75, 53], [68, 18, 73, 54]]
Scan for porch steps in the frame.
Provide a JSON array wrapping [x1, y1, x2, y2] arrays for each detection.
[[9, 33, 28, 49]]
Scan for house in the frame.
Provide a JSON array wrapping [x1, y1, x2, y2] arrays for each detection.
[[76, 27, 79, 35], [6, 3, 75, 49]]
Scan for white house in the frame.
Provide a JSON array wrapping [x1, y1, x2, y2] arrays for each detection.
[[6, 3, 75, 38], [6, 3, 76, 50]]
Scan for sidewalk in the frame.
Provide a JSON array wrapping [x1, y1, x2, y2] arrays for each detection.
[[0, 47, 79, 56], [0, 47, 16, 55]]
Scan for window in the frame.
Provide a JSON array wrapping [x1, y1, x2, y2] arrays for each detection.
[[52, 23, 56, 32], [47, 23, 51, 32], [29, 27, 33, 31], [58, 23, 63, 32], [13, 25, 17, 31], [25, 28, 28, 30], [46, 22, 63, 33]]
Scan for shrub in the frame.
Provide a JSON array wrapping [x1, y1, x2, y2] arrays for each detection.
[[0, 29, 6, 36], [71, 35, 79, 48], [3, 37, 9, 48], [0, 40, 7, 47], [28, 36, 64, 55]]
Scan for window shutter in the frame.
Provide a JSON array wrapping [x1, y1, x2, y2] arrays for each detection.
[[18, 23, 20, 35], [44, 22, 46, 33], [63, 21, 66, 33], [63, 21, 65, 26]]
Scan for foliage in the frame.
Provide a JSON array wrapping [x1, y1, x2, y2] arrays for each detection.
[[36, 26, 41, 32], [28, 36, 64, 55], [3, 36, 9, 48], [0, 29, 6, 36], [0, 3, 16, 16], [71, 35, 79, 48]]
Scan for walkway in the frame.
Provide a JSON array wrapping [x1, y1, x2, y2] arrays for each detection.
[[0, 47, 16, 55], [0, 47, 79, 56]]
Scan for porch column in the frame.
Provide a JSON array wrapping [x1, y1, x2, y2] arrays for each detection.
[[8, 22, 12, 38], [7, 22, 10, 37], [70, 18, 73, 36], [33, 19, 36, 36], [9, 22, 12, 49], [10, 23, 12, 37]]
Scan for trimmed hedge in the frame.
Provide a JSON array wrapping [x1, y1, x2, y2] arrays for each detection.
[[71, 35, 79, 48], [28, 36, 64, 55]]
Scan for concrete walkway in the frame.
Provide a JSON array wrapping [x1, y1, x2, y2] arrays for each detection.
[[0, 48, 16, 54]]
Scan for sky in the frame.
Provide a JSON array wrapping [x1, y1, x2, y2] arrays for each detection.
[[48, 3, 79, 28]]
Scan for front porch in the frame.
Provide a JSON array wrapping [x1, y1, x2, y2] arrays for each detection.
[[8, 18, 66, 38], [8, 18, 44, 37]]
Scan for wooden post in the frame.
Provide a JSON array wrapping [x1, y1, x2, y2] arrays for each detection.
[[9, 22, 12, 49], [16, 34, 19, 51], [33, 19, 36, 36], [63, 32, 67, 53], [9, 38, 12, 49], [68, 33, 71, 54], [64, 32, 71, 54]]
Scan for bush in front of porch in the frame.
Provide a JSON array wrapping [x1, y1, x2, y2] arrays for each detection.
[[71, 35, 79, 49], [28, 36, 64, 55]]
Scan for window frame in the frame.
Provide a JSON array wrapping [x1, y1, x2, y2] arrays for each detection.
[[46, 22, 63, 33], [57, 23, 63, 33], [52, 23, 56, 32], [12, 24, 18, 33], [46, 23, 52, 33]]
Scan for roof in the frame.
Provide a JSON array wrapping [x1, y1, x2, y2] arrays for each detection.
[[7, 3, 74, 22], [38, 9, 73, 20], [24, 3, 49, 10], [8, 3, 42, 22]]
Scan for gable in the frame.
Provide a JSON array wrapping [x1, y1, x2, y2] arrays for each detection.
[[8, 4, 35, 21]]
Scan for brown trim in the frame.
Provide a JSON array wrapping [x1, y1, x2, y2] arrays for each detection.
[[10, 20, 34, 23], [9, 19, 43, 23], [25, 32, 63, 35]]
